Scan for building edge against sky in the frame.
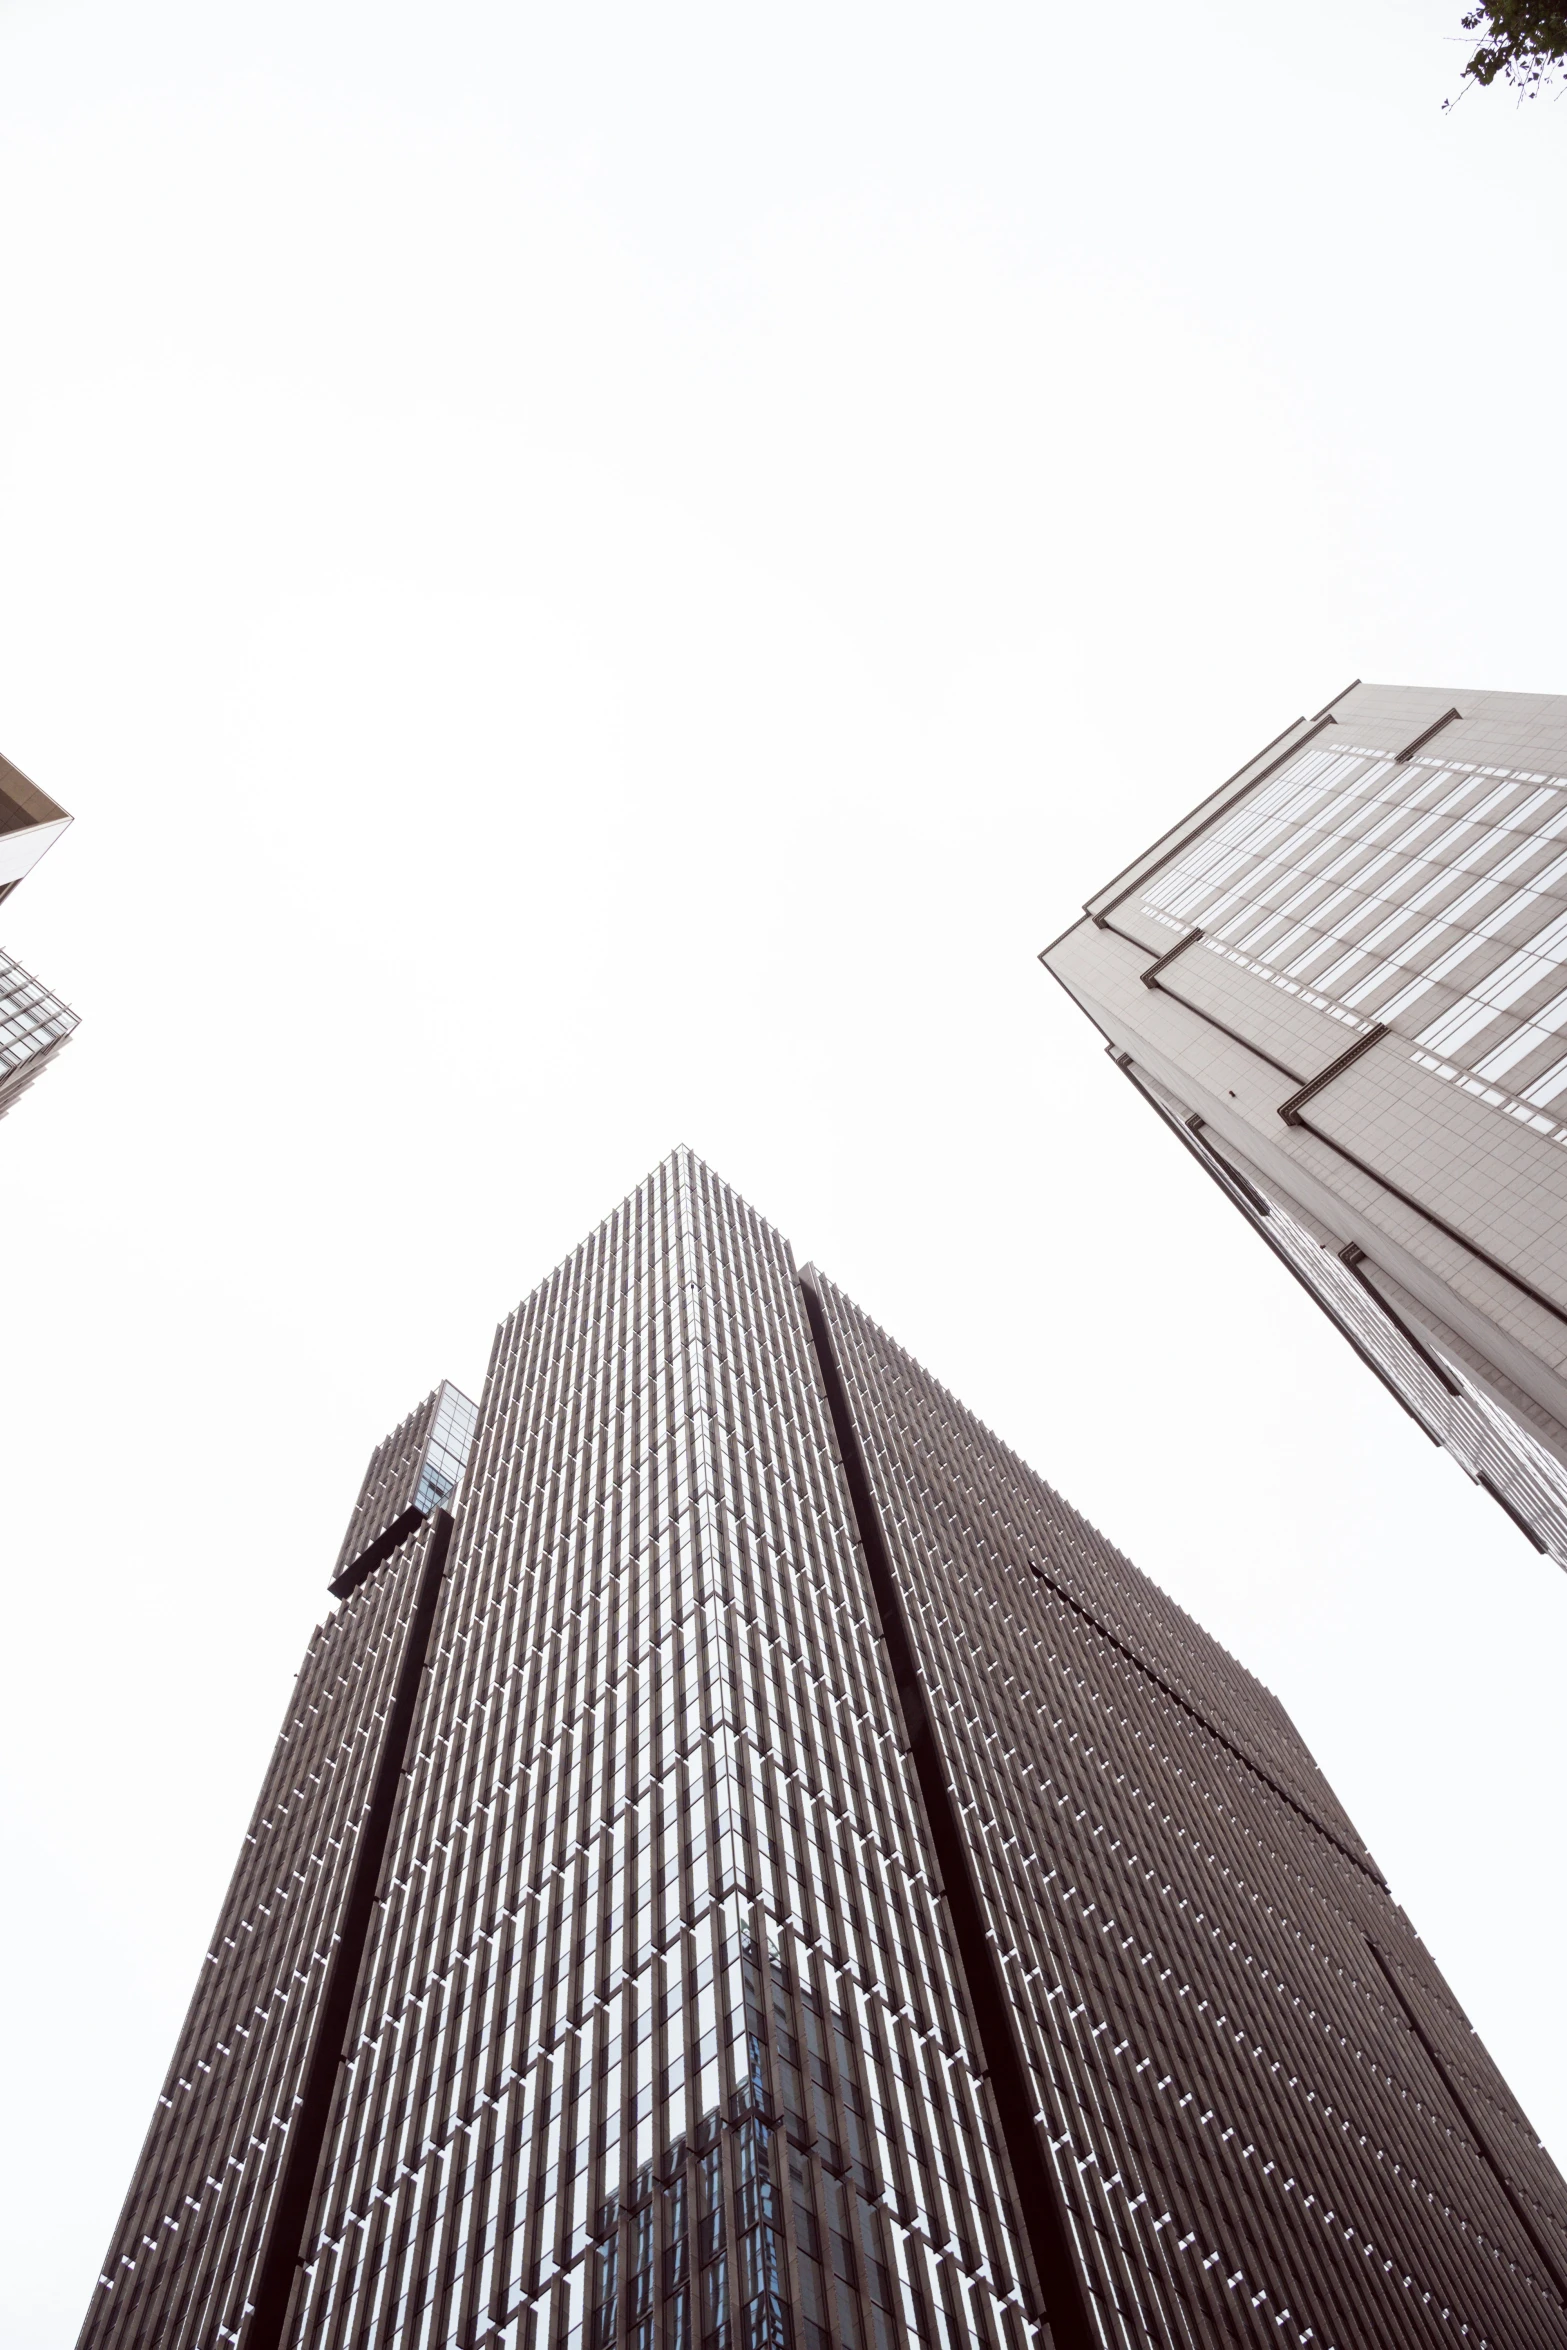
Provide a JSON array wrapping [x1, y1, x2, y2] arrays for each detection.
[[0, 745, 77, 1121], [77, 1151, 1567, 2350], [1041, 680, 1567, 1569]]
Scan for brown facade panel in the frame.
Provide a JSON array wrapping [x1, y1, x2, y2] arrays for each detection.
[[814, 1271, 1567, 2348], [79, 1523, 442, 2348]]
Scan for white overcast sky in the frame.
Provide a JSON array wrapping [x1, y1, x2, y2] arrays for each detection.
[[5, 1, 1567, 2338]]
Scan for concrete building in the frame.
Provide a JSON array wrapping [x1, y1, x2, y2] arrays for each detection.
[[0, 747, 76, 1120], [79, 1154, 1567, 2349], [1043, 681, 1567, 1566]]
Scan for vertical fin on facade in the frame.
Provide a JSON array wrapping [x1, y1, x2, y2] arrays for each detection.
[[1365, 1938, 1567, 2307], [75, 1505, 451, 2350], [804, 1261, 1567, 2346], [797, 1267, 1098, 2350], [274, 1151, 1053, 2350], [246, 1511, 456, 2350], [79, 1157, 1567, 2350]]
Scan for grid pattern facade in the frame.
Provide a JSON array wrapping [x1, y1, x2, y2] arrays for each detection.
[[80, 1150, 1567, 2350], [285, 1151, 1037, 2350], [80, 1525, 444, 2347], [1040, 680, 1567, 1568], [812, 1273, 1567, 2349], [1119, 1064, 1567, 1563], [0, 944, 78, 1118], [1139, 736, 1567, 1141]]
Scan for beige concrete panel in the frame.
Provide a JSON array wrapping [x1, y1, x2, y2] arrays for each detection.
[[1304, 1040, 1567, 1346], [1041, 917, 1567, 1434], [1153, 936, 1357, 1084]]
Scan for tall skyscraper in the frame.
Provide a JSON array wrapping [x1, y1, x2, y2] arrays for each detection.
[[80, 1153, 1567, 2350], [0, 746, 77, 1120], [1042, 681, 1567, 1568]]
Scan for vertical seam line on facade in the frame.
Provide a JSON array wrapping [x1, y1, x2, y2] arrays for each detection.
[[1337, 1247, 1462, 1397], [1111, 1056, 1451, 1462], [1123, 1060, 1567, 1565], [1022, 1553, 1387, 1888], [1289, 1112, 1567, 1334], [796, 1267, 1103, 2350], [1179, 1114, 1273, 1221], [244, 1507, 455, 2350], [1066, 911, 1567, 1342], [1364, 1939, 1567, 2310]]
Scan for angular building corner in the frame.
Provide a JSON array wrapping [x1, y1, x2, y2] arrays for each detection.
[[79, 1151, 1567, 2350], [0, 745, 78, 1121], [1042, 680, 1567, 1567]]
